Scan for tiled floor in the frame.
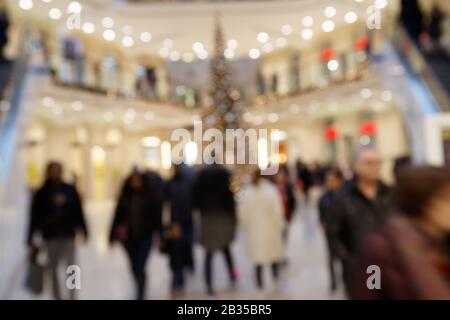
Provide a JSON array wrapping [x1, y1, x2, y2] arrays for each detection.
[[5, 189, 346, 300]]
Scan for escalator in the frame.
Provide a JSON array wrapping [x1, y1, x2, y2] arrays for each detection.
[[370, 24, 450, 164], [0, 35, 32, 299]]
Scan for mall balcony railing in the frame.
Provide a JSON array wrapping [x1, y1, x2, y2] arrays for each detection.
[[392, 26, 450, 112], [0, 34, 31, 185]]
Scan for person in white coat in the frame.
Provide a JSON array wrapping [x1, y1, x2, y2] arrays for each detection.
[[239, 169, 285, 292]]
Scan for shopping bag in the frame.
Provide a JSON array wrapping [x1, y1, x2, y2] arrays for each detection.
[[24, 256, 44, 295]]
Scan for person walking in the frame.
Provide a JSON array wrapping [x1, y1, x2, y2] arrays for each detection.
[[164, 163, 196, 298], [355, 166, 450, 299], [318, 168, 345, 293], [28, 162, 88, 300], [239, 169, 285, 297], [109, 171, 161, 300], [194, 163, 237, 296], [329, 148, 392, 298]]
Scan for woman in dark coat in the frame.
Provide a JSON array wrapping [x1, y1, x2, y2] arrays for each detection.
[[194, 164, 237, 296], [109, 171, 161, 300]]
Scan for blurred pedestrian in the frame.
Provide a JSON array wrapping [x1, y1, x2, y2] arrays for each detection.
[[273, 165, 296, 238], [239, 168, 285, 296], [296, 160, 313, 202], [0, 8, 9, 61], [318, 168, 345, 293], [329, 148, 392, 298], [28, 162, 88, 300], [164, 163, 196, 298], [194, 163, 237, 296], [427, 5, 446, 57], [355, 166, 450, 299], [109, 171, 161, 300]]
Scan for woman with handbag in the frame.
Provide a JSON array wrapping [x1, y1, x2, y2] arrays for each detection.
[[109, 171, 162, 300]]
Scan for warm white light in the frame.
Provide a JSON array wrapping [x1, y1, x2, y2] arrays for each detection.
[[140, 32, 152, 43], [198, 50, 208, 60], [67, 1, 82, 14], [122, 36, 134, 48], [268, 113, 279, 123], [263, 43, 273, 53], [258, 138, 269, 170], [249, 48, 260, 59], [192, 42, 204, 52], [102, 17, 114, 29], [361, 88, 373, 99], [327, 59, 339, 71], [103, 29, 116, 41], [169, 51, 181, 61], [227, 39, 238, 49], [302, 16, 314, 27], [161, 142, 172, 170], [142, 136, 161, 148], [375, 0, 388, 9], [82, 22, 95, 34], [281, 24, 293, 35], [276, 37, 287, 48], [322, 20, 335, 32], [19, 0, 33, 10], [257, 32, 269, 43], [302, 29, 314, 40], [49, 8, 62, 20], [224, 48, 235, 59], [184, 141, 198, 165], [324, 6, 336, 18], [71, 101, 83, 111], [345, 11, 358, 24]]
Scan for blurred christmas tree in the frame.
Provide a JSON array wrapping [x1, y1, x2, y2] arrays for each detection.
[[203, 16, 243, 131]]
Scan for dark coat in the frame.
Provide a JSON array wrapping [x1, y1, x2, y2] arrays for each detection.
[[194, 164, 236, 251], [0, 12, 9, 57], [109, 193, 161, 242], [165, 165, 195, 224], [329, 180, 392, 264], [318, 190, 338, 226], [28, 182, 87, 243]]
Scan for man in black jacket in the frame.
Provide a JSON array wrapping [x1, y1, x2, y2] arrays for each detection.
[[329, 148, 392, 298], [318, 168, 345, 293], [28, 162, 88, 300]]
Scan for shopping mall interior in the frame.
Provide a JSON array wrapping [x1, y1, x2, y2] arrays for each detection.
[[0, 0, 450, 300]]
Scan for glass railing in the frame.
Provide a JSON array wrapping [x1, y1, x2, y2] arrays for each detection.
[[392, 26, 450, 112], [0, 36, 31, 184]]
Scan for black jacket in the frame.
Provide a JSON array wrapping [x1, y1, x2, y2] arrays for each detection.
[[194, 164, 235, 216], [28, 182, 87, 243], [165, 165, 195, 224], [109, 193, 161, 242], [329, 180, 392, 264]]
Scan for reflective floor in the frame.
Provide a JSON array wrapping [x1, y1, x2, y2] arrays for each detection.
[[5, 189, 346, 300]]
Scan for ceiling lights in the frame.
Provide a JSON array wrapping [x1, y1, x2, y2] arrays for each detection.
[[249, 48, 260, 60], [345, 11, 358, 24], [102, 17, 114, 29], [140, 32, 152, 43], [302, 16, 314, 28], [48, 8, 62, 20], [19, 0, 33, 10], [322, 20, 335, 33], [82, 22, 95, 34], [103, 29, 116, 41]]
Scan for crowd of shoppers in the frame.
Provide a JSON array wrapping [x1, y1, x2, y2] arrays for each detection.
[[27, 148, 450, 300]]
